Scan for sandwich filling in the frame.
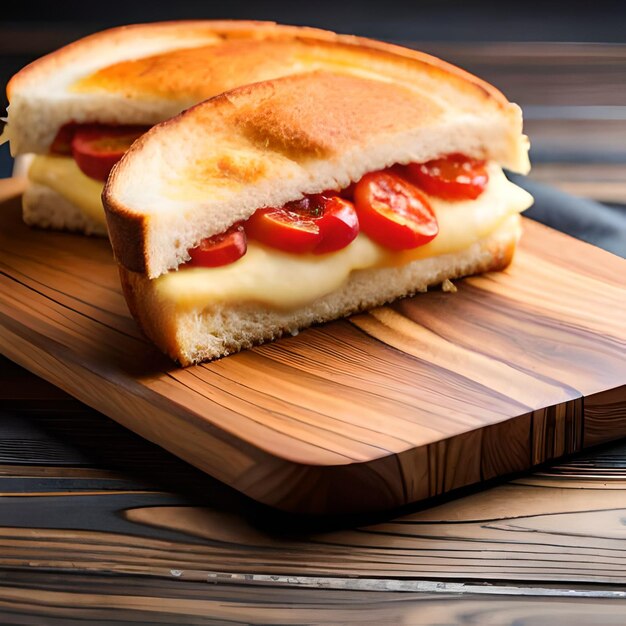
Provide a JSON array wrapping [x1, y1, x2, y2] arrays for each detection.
[[27, 124, 149, 227], [28, 155, 108, 226], [156, 160, 532, 310], [27, 140, 532, 312]]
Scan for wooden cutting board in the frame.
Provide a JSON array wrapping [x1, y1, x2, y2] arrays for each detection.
[[1, 178, 625, 514]]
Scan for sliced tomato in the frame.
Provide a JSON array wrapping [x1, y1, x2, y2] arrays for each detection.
[[312, 195, 359, 254], [383, 163, 409, 177], [338, 182, 357, 200], [50, 123, 79, 155], [186, 224, 247, 268], [354, 171, 438, 250], [407, 153, 488, 200], [71, 125, 147, 181], [246, 199, 321, 253], [246, 195, 359, 254]]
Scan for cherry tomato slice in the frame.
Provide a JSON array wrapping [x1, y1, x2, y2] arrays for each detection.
[[354, 171, 438, 250], [337, 167, 402, 200], [71, 126, 146, 181], [312, 195, 359, 254], [186, 224, 247, 268], [50, 123, 80, 155], [246, 195, 359, 254], [338, 182, 357, 200], [246, 199, 321, 253], [407, 153, 488, 200]]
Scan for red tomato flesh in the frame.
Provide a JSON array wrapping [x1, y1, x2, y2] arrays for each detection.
[[186, 224, 247, 268], [407, 153, 488, 200], [246, 195, 359, 254], [313, 195, 360, 254], [354, 171, 438, 250], [50, 123, 80, 155], [338, 182, 357, 200], [245, 200, 320, 253], [71, 126, 146, 181]]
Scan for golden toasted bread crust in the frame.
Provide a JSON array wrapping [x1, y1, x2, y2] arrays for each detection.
[[233, 72, 442, 159], [103, 189, 149, 272], [7, 19, 525, 163], [72, 40, 309, 100], [7, 20, 507, 109], [7, 21, 284, 97]]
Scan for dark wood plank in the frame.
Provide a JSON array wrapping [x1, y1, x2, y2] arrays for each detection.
[[416, 43, 626, 107], [0, 570, 625, 625], [528, 163, 626, 203], [0, 572, 626, 626], [0, 410, 625, 588], [0, 179, 625, 513], [585, 386, 626, 447]]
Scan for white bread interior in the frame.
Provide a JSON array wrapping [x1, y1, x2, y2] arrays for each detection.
[[120, 216, 520, 365], [22, 183, 107, 236], [105, 71, 529, 279]]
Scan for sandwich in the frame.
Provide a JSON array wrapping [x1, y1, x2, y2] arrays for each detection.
[[103, 65, 533, 364], [5, 19, 452, 235]]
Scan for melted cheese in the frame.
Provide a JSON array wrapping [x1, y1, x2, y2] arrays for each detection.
[[28, 155, 106, 226], [27, 156, 533, 310], [156, 164, 533, 309]]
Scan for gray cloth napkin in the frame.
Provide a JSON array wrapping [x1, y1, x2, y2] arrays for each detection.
[[508, 174, 626, 258]]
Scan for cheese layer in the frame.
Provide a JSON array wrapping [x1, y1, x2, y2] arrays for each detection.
[[27, 157, 533, 310], [157, 164, 533, 310], [28, 155, 106, 227]]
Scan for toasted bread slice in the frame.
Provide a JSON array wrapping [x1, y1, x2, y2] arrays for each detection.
[[5, 20, 517, 156], [104, 71, 529, 278]]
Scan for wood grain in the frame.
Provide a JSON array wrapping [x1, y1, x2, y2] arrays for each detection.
[[2, 394, 626, 590], [1, 572, 625, 625], [0, 179, 625, 514], [0, 575, 625, 626]]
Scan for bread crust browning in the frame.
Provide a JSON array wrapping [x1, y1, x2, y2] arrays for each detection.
[[7, 20, 522, 157], [233, 72, 442, 159], [7, 21, 287, 98], [104, 192, 149, 272], [7, 20, 507, 107]]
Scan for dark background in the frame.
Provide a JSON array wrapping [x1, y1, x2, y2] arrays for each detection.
[[2, 0, 626, 177]]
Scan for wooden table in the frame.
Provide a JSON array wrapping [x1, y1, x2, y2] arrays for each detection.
[[1, 42, 626, 624]]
